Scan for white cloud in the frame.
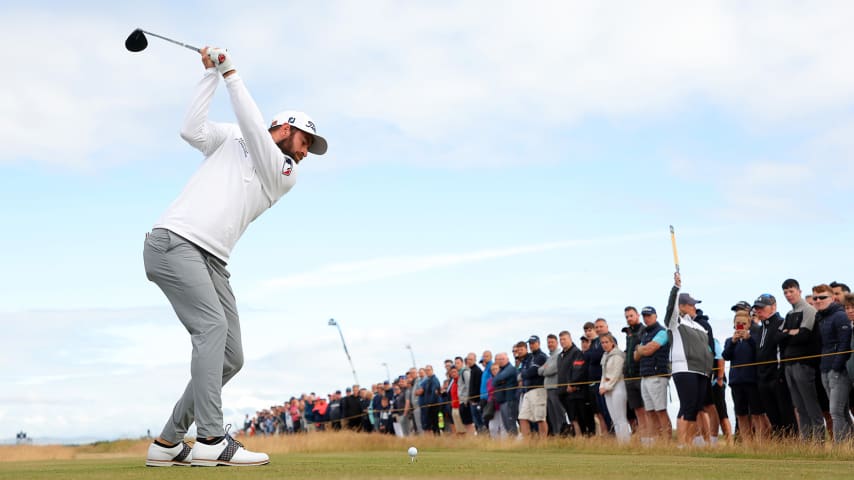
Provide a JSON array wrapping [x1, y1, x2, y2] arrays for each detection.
[[5, 2, 854, 168], [670, 117, 854, 218], [0, 10, 200, 168], [258, 232, 659, 291]]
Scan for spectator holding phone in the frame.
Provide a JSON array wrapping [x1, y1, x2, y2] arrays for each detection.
[[723, 310, 771, 440]]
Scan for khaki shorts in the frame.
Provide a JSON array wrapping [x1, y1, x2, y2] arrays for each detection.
[[517, 388, 547, 422], [451, 407, 465, 431], [641, 376, 669, 412]]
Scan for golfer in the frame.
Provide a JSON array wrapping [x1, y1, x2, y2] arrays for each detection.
[[143, 47, 327, 467]]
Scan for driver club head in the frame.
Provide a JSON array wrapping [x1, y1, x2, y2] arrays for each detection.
[[125, 29, 148, 52]]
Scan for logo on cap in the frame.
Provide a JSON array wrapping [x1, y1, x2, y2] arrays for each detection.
[[305, 120, 316, 133]]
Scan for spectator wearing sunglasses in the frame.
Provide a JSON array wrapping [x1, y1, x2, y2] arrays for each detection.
[[814, 284, 853, 443]]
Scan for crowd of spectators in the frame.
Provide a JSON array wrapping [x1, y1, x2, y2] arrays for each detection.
[[241, 276, 854, 446]]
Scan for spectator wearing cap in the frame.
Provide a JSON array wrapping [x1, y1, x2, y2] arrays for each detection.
[[622, 306, 649, 443], [634, 305, 672, 442], [779, 280, 824, 441], [664, 272, 713, 447], [814, 284, 854, 443], [682, 300, 721, 446], [538, 334, 568, 436], [723, 309, 771, 440], [491, 352, 519, 435], [753, 292, 798, 437], [518, 335, 549, 436], [584, 319, 612, 435]]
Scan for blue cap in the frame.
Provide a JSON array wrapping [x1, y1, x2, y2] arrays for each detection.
[[641, 306, 656, 315], [753, 293, 776, 308]]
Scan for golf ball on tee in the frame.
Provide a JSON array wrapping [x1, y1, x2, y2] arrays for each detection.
[[408, 446, 418, 457]]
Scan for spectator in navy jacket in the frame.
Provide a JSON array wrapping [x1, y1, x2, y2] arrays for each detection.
[[723, 310, 771, 440], [518, 335, 549, 436], [492, 352, 519, 435], [814, 284, 853, 443]]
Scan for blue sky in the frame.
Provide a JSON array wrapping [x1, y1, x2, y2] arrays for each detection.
[[2, 1, 854, 441]]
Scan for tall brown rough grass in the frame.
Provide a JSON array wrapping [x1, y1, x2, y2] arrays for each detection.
[[1, 432, 852, 463]]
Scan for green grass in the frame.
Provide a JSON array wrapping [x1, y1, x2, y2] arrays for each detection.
[[2, 448, 853, 480]]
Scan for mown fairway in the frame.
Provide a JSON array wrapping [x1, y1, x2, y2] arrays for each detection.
[[2, 434, 852, 479]]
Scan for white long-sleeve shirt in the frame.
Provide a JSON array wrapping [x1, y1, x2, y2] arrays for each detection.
[[153, 69, 296, 262]]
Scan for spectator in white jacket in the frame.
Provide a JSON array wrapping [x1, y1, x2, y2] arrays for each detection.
[[599, 333, 631, 442]]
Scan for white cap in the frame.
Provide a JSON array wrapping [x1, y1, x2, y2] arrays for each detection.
[[270, 110, 328, 155]]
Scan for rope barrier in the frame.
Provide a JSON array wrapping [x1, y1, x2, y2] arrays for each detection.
[[255, 348, 853, 430]]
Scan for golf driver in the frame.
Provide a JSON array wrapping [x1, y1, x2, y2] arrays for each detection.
[[125, 28, 200, 53]]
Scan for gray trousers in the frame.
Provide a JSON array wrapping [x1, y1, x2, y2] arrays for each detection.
[[821, 370, 853, 443], [412, 405, 423, 433], [500, 399, 519, 435], [785, 363, 825, 441], [143, 229, 243, 443], [546, 387, 567, 435]]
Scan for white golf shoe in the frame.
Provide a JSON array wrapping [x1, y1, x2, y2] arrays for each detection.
[[145, 441, 192, 467], [190, 434, 269, 467]]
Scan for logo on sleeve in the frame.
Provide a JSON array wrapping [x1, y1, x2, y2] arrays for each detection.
[[282, 157, 293, 176]]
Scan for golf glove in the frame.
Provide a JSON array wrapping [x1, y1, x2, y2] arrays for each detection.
[[208, 48, 235, 74]]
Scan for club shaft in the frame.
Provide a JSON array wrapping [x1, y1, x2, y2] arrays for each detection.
[[141, 29, 200, 52]]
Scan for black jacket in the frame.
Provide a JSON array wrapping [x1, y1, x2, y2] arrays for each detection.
[[756, 312, 785, 382], [557, 344, 588, 400], [341, 394, 363, 420], [622, 323, 644, 377], [468, 364, 483, 402]]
